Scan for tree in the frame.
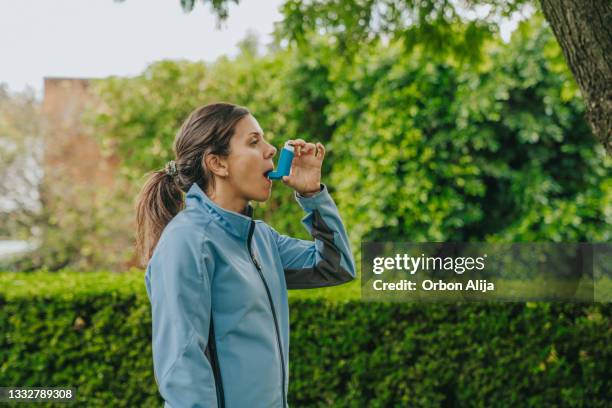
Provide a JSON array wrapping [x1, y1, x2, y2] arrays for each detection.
[[165, 0, 611, 156], [0, 85, 43, 241], [0, 85, 135, 272], [540, 0, 611, 156]]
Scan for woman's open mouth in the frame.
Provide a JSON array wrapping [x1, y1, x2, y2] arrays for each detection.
[[263, 174, 272, 187]]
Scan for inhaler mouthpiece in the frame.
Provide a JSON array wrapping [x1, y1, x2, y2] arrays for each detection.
[[266, 142, 295, 180]]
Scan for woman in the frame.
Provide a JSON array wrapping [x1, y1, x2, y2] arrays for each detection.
[[137, 103, 356, 408]]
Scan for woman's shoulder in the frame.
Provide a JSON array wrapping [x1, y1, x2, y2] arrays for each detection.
[[253, 219, 276, 237], [253, 219, 279, 235], [155, 212, 214, 255]]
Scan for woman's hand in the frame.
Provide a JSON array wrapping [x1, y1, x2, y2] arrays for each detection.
[[281, 139, 325, 197]]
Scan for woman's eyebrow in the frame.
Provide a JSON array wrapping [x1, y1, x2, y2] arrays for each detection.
[[249, 131, 265, 139]]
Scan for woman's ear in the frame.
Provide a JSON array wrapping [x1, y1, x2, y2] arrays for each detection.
[[204, 153, 229, 177]]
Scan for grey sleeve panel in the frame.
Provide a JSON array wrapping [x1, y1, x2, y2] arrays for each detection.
[[271, 183, 356, 289], [284, 209, 355, 289]]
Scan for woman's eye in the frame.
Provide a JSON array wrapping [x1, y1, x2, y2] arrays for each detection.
[[251, 140, 258, 145]]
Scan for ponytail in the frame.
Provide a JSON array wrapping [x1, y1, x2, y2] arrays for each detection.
[[135, 169, 184, 267]]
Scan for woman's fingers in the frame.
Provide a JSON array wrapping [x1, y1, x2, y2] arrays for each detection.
[[291, 139, 306, 148], [282, 175, 293, 190], [304, 142, 316, 155], [288, 139, 322, 158], [287, 139, 303, 156], [301, 143, 317, 157], [316, 142, 325, 159]]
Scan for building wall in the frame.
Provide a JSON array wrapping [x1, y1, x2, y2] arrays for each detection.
[[41, 78, 137, 269], [42, 77, 119, 188]]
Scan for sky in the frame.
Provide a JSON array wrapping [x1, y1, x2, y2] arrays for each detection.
[[0, 0, 284, 97]]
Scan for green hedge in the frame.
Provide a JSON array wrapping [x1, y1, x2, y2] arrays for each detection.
[[1, 271, 610, 407]]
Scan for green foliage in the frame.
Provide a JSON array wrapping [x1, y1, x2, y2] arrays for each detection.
[[0, 270, 157, 407], [169, 0, 533, 62], [177, 0, 239, 19], [0, 87, 134, 273], [88, 45, 339, 242], [325, 16, 611, 250], [0, 182, 135, 273], [47, 15, 609, 273], [279, 0, 533, 64], [116, 0, 239, 21], [1, 271, 610, 407], [89, 60, 211, 178], [0, 85, 41, 240], [290, 301, 611, 407]]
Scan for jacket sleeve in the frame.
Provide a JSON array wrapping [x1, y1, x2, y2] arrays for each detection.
[[271, 183, 357, 289], [145, 229, 218, 408]]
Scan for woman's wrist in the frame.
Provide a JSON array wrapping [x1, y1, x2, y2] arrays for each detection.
[[298, 184, 322, 197]]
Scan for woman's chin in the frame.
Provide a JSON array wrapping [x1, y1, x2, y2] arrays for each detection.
[[261, 189, 273, 201], [251, 187, 272, 203]]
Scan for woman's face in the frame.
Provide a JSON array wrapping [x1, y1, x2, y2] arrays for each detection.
[[225, 114, 277, 203]]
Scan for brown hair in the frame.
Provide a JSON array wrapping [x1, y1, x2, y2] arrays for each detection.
[[135, 102, 250, 267]]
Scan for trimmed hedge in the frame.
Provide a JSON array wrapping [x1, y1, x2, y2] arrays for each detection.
[[1, 271, 610, 407]]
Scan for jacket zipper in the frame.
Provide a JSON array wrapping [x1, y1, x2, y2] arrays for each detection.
[[247, 221, 287, 408], [208, 315, 225, 408]]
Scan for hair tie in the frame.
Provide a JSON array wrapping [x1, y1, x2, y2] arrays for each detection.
[[165, 160, 178, 177]]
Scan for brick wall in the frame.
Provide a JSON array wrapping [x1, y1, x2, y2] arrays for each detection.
[[42, 77, 119, 188], [41, 78, 137, 269]]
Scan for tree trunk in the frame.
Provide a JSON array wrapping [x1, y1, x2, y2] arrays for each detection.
[[540, 0, 611, 156]]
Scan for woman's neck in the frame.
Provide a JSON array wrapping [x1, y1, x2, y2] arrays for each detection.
[[205, 185, 249, 215]]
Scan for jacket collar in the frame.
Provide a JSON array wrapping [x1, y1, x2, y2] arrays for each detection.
[[185, 182, 254, 241]]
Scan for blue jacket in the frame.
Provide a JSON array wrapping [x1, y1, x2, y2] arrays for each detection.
[[144, 182, 356, 408]]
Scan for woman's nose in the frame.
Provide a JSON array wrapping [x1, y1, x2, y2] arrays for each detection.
[[266, 143, 277, 159]]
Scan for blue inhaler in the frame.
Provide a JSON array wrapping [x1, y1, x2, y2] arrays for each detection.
[[266, 142, 295, 180]]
